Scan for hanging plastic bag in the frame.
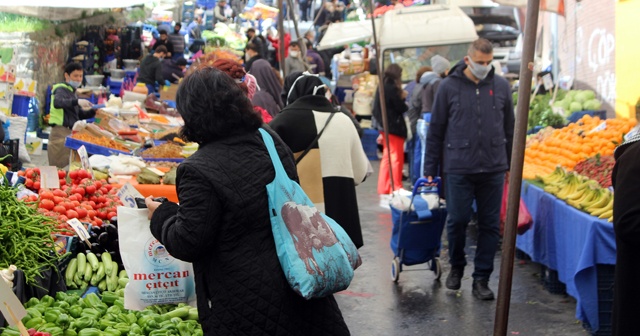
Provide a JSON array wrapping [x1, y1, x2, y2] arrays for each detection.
[[117, 206, 197, 310], [500, 178, 533, 235]]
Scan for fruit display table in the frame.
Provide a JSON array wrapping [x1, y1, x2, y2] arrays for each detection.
[[516, 182, 616, 333]]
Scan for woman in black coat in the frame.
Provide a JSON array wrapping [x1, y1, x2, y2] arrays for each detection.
[[611, 134, 640, 336], [145, 67, 350, 336]]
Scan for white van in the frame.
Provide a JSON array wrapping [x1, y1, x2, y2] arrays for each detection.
[[317, 4, 478, 82]]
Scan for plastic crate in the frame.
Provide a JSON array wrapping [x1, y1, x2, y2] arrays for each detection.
[[11, 95, 31, 117], [583, 264, 615, 335], [567, 110, 607, 123], [540, 265, 567, 295], [362, 128, 379, 161], [64, 136, 131, 156]]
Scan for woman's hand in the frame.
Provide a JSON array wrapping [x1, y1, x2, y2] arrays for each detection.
[[145, 196, 162, 220]]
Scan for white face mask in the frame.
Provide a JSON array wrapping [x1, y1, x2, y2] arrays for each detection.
[[467, 57, 492, 80], [289, 50, 299, 58]]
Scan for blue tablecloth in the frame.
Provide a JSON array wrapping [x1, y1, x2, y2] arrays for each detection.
[[516, 182, 616, 332]]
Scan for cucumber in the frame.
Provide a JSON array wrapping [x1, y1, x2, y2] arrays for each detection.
[[86, 252, 100, 271], [90, 273, 99, 286], [98, 279, 107, 292], [76, 253, 87, 276], [65, 258, 77, 285], [101, 253, 112, 275], [117, 277, 129, 289], [110, 261, 119, 278], [74, 272, 83, 287], [107, 262, 119, 292], [118, 270, 128, 279]]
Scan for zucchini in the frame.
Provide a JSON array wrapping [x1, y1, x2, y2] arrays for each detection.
[[65, 258, 77, 285], [83, 262, 93, 281], [86, 252, 100, 271], [96, 262, 106, 282], [101, 253, 112, 275], [118, 270, 128, 279], [98, 280, 107, 292], [76, 253, 87, 276]]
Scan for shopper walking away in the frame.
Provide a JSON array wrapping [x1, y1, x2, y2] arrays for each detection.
[[406, 66, 431, 184], [372, 63, 408, 203], [145, 67, 350, 335], [169, 23, 186, 61], [270, 72, 369, 248], [244, 43, 263, 72], [612, 134, 640, 336], [47, 63, 96, 168], [249, 59, 284, 117], [138, 45, 168, 94], [424, 38, 514, 300], [285, 41, 311, 76]]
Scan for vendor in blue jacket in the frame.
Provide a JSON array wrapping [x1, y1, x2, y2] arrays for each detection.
[[424, 38, 515, 300]]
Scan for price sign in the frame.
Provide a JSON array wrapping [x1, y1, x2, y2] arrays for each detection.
[[67, 218, 91, 247], [0, 279, 27, 331], [77, 145, 94, 179], [117, 182, 145, 208], [39, 166, 60, 189]]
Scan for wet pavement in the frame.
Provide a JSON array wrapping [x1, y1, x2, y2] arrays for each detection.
[[334, 160, 587, 336]]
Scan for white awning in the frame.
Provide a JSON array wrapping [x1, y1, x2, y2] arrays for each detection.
[[0, 0, 148, 21], [317, 20, 379, 51]]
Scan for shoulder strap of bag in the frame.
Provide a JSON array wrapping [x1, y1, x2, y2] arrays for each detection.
[[259, 128, 289, 179], [295, 112, 335, 165]]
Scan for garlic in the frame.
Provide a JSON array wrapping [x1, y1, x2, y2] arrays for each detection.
[[1, 265, 17, 287]]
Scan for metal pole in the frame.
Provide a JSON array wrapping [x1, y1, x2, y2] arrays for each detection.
[[493, 0, 541, 335], [369, 0, 395, 191], [551, 13, 559, 82], [277, 0, 286, 77]]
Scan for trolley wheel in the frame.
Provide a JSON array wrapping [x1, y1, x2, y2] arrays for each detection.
[[391, 257, 400, 282], [433, 258, 442, 281]]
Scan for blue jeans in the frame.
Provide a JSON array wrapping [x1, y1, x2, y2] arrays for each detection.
[[445, 172, 505, 280]]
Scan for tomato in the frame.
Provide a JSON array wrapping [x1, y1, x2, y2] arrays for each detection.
[[58, 215, 69, 222], [88, 201, 97, 208], [25, 169, 34, 179], [40, 191, 54, 200], [57, 170, 66, 179], [98, 196, 107, 204], [68, 170, 78, 180], [54, 189, 67, 197], [66, 210, 79, 219], [99, 187, 108, 194], [33, 181, 40, 191], [94, 218, 103, 227], [67, 194, 77, 202], [88, 210, 97, 219], [107, 211, 117, 220], [40, 199, 55, 211], [52, 196, 63, 205], [105, 184, 114, 192], [17, 170, 25, 177], [94, 181, 102, 189], [75, 187, 86, 197], [33, 168, 40, 174], [53, 205, 67, 214], [71, 200, 80, 207], [28, 195, 38, 202], [63, 202, 74, 210], [59, 179, 66, 187], [76, 208, 88, 219], [85, 185, 97, 194], [25, 179, 34, 188]]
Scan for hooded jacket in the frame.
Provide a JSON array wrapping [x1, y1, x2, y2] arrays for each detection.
[[424, 60, 514, 177], [407, 72, 441, 135]]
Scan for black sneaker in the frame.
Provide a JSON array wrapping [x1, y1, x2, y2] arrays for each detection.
[[445, 267, 463, 290], [472, 279, 495, 300]]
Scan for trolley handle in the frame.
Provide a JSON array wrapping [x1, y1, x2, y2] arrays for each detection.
[[412, 177, 441, 196]]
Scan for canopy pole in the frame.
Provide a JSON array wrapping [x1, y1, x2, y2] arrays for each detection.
[[369, 0, 395, 192], [493, 0, 541, 335], [277, 0, 287, 77]]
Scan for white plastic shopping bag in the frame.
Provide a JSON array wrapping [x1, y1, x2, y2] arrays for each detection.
[[117, 206, 197, 310]]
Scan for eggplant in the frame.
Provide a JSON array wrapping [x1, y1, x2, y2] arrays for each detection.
[[109, 239, 120, 254], [89, 232, 99, 243], [91, 225, 102, 235], [90, 242, 104, 254], [109, 216, 118, 226], [98, 232, 110, 247], [104, 224, 118, 240]]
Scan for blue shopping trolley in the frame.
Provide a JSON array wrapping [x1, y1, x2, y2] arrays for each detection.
[[390, 177, 447, 282]]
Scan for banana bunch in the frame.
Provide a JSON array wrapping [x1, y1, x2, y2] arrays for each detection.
[[539, 168, 614, 222]]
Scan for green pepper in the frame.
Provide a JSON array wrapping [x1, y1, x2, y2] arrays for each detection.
[[44, 310, 61, 323], [64, 293, 80, 306], [137, 315, 155, 328], [113, 323, 131, 334], [55, 292, 68, 302], [170, 317, 183, 325], [77, 328, 102, 336], [25, 317, 44, 329], [25, 297, 40, 308], [193, 328, 203, 336], [99, 319, 117, 331], [143, 320, 160, 334], [106, 305, 122, 316], [113, 298, 124, 310], [68, 305, 83, 319], [126, 313, 138, 325], [129, 323, 143, 335], [83, 294, 102, 309], [94, 303, 108, 317], [177, 321, 195, 336], [73, 316, 97, 330], [40, 295, 55, 307], [162, 306, 190, 320], [26, 307, 43, 319], [33, 304, 47, 315], [56, 314, 71, 330], [159, 319, 174, 328], [41, 326, 64, 336], [115, 288, 125, 298], [1, 327, 21, 336], [187, 308, 198, 321], [103, 327, 122, 336], [101, 291, 119, 306], [81, 308, 101, 319], [53, 301, 70, 310], [64, 329, 78, 336]]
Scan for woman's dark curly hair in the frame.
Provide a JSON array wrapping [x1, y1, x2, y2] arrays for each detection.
[[177, 67, 262, 145]]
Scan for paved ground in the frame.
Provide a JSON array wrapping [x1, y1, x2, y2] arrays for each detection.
[[28, 151, 588, 336]]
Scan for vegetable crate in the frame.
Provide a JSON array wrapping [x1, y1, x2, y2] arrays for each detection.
[[582, 264, 615, 336], [64, 136, 131, 156]]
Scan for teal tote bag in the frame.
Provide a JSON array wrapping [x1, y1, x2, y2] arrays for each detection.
[[259, 128, 362, 299]]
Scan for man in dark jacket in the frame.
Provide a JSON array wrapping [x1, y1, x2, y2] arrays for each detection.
[[169, 23, 186, 61], [243, 42, 262, 72], [424, 38, 515, 300], [138, 45, 167, 94], [151, 30, 174, 57], [162, 58, 187, 83]]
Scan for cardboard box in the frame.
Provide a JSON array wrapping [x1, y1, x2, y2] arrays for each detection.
[[25, 136, 43, 156], [160, 85, 178, 101]]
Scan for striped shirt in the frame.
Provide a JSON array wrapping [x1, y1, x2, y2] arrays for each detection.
[[169, 33, 185, 53]]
